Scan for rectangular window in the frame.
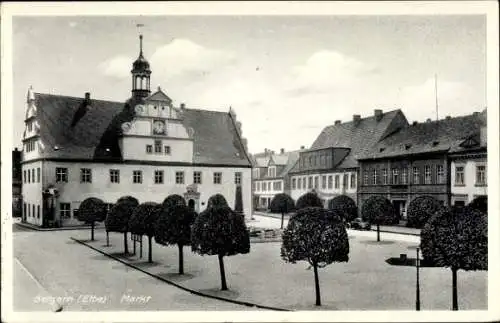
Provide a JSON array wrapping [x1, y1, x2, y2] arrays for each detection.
[[37, 167, 40, 183], [328, 175, 333, 189], [28, 169, 31, 183], [213, 172, 222, 184], [321, 175, 326, 189], [154, 170, 164, 184], [27, 203, 30, 217], [276, 181, 282, 191], [37, 205, 40, 219], [23, 170, 26, 183], [350, 173, 356, 188], [256, 182, 261, 192], [382, 169, 388, 185], [253, 168, 260, 178], [343, 174, 348, 189], [335, 175, 340, 188], [31, 169, 35, 183], [292, 178, 297, 189], [60, 203, 71, 218], [436, 165, 445, 184], [80, 168, 92, 183], [273, 182, 277, 190], [32, 204, 35, 219], [314, 176, 319, 189], [402, 168, 408, 184], [133, 170, 142, 184], [154, 140, 162, 153], [56, 167, 68, 183], [175, 171, 184, 184], [363, 172, 369, 186], [372, 169, 378, 185], [235, 172, 242, 185], [392, 168, 399, 185], [193, 171, 202, 184], [262, 182, 267, 191], [110, 169, 120, 183], [413, 167, 420, 184], [308, 176, 313, 189], [146, 145, 153, 154], [297, 178, 301, 190], [164, 145, 171, 155], [424, 165, 432, 184], [476, 165, 486, 186]]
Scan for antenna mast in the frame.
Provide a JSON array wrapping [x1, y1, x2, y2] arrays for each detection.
[[435, 74, 439, 121]]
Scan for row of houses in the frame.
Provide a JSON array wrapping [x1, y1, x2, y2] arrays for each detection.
[[251, 108, 487, 221]]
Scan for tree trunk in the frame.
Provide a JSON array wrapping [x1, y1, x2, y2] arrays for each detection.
[[133, 236, 136, 255], [106, 231, 109, 246], [124, 231, 129, 254], [178, 244, 184, 275], [148, 235, 153, 263], [218, 254, 228, 290], [313, 263, 321, 306], [281, 212, 284, 229], [452, 267, 458, 310], [376, 224, 380, 242], [91, 222, 95, 241]]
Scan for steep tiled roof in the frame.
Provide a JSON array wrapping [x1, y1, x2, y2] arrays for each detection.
[[277, 150, 300, 177], [359, 112, 486, 160], [310, 109, 407, 168], [31, 93, 251, 166]]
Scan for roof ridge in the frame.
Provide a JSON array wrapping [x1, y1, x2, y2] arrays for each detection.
[[323, 108, 401, 128], [35, 92, 123, 105]]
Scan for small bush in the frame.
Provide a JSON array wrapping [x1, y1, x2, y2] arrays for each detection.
[[207, 194, 229, 209], [406, 195, 445, 228], [296, 192, 323, 210], [327, 195, 358, 222]]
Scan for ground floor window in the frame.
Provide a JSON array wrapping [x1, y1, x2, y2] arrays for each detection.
[[60, 203, 71, 218]]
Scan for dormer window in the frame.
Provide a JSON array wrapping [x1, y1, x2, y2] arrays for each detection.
[[379, 147, 385, 152], [432, 141, 439, 146], [405, 144, 412, 150]]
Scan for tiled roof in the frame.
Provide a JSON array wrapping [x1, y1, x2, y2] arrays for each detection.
[[277, 150, 300, 177], [309, 109, 407, 168], [358, 112, 486, 160], [32, 93, 251, 166]]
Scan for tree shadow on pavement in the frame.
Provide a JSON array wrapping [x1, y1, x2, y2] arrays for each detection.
[[131, 260, 164, 268]]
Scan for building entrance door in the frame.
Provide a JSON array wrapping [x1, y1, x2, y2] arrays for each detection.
[[188, 199, 195, 211], [392, 200, 407, 222]]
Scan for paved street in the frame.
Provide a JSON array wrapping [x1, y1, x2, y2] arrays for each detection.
[[12, 226, 253, 311]]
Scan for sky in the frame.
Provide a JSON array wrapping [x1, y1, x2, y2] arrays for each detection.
[[12, 15, 486, 154]]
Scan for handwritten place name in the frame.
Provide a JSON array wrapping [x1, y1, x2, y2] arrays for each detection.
[[34, 294, 109, 305]]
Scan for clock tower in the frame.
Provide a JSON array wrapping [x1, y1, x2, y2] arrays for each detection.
[[131, 34, 151, 99]]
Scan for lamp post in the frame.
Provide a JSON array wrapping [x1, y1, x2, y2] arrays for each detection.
[[416, 247, 421, 311]]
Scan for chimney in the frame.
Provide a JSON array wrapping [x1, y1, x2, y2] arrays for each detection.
[[353, 114, 361, 126], [426, 118, 431, 123], [445, 116, 451, 120], [300, 145, 305, 150], [180, 103, 186, 109], [334, 120, 341, 125], [412, 121, 418, 126], [473, 112, 480, 116], [374, 109, 383, 121], [280, 148, 285, 154], [84, 92, 91, 105]]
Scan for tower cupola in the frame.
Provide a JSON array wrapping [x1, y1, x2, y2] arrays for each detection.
[[131, 34, 151, 99]]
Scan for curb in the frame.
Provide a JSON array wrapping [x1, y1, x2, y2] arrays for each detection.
[[15, 222, 105, 232], [70, 237, 290, 312], [368, 228, 421, 237]]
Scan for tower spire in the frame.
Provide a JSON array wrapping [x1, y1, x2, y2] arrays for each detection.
[[139, 34, 143, 56]]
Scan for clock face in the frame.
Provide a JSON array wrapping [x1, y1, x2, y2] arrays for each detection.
[[153, 120, 165, 134], [135, 105, 145, 115]]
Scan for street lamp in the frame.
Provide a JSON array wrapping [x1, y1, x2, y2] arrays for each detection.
[[416, 247, 421, 311]]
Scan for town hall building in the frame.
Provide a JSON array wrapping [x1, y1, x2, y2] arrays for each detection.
[[20, 35, 253, 227]]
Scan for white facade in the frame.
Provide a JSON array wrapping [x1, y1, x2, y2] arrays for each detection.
[[22, 160, 251, 226], [253, 178, 284, 208], [290, 171, 357, 206], [450, 157, 487, 205]]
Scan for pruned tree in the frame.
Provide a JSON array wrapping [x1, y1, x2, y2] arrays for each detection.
[[105, 196, 139, 254], [420, 206, 487, 310], [155, 204, 197, 274], [162, 194, 186, 209], [296, 192, 323, 210], [207, 194, 229, 209], [327, 195, 358, 223], [191, 205, 250, 290], [361, 196, 397, 241], [269, 193, 295, 229], [281, 207, 349, 306], [129, 202, 161, 263], [406, 195, 444, 228], [467, 196, 487, 214], [76, 197, 107, 241]]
